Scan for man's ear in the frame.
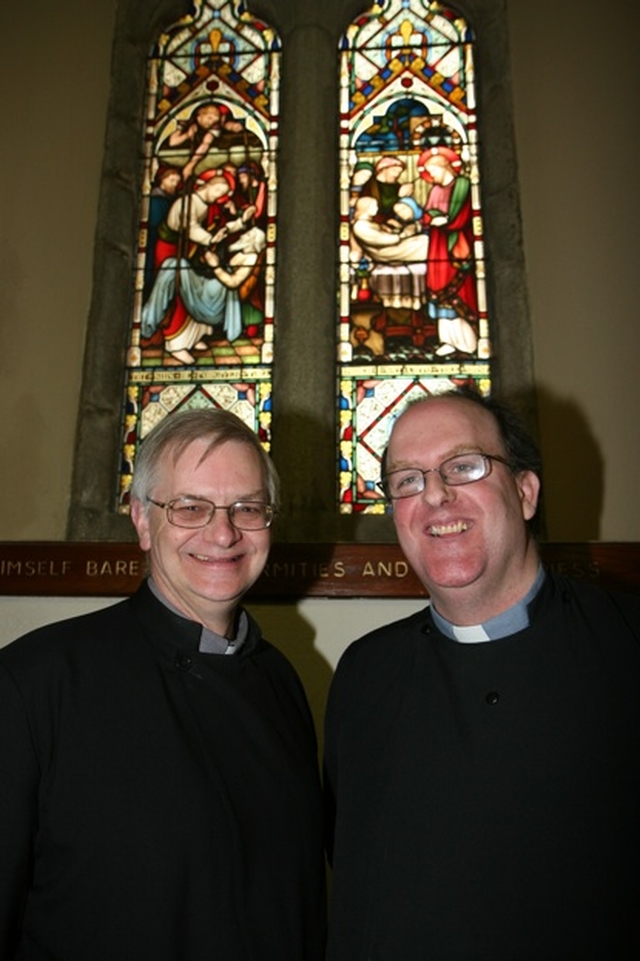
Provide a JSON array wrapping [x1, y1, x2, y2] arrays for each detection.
[[130, 499, 151, 552], [516, 470, 541, 523]]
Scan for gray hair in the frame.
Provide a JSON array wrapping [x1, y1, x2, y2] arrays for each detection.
[[130, 409, 279, 508]]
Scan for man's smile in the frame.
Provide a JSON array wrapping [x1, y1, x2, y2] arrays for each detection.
[[427, 520, 469, 537], [189, 551, 243, 563]]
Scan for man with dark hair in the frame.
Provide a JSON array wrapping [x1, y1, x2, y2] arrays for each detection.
[[0, 409, 326, 961], [324, 389, 640, 960]]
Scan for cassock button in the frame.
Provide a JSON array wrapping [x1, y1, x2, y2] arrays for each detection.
[[485, 691, 500, 705], [175, 654, 192, 671]]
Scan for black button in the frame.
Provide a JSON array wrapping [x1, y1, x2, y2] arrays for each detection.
[[175, 654, 192, 671], [485, 691, 500, 705]]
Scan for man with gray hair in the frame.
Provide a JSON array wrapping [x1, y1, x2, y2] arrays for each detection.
[[0, 409, 326, 961]]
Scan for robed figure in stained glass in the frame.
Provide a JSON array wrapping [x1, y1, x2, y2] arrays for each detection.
[[119, 0, 280, 510], [142, 167, 265, 364], [338, 1, 491, 513]]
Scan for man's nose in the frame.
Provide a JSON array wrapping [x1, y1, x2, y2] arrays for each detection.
[[202, 508, 242, 543], [419, 469, 453, 506]]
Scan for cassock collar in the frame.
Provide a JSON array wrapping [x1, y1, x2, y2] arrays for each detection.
[[430, 566, 546, 643]]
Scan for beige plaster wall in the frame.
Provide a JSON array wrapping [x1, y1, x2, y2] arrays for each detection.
[[0, 0, 116, 540], [509, 0, 640, 540]]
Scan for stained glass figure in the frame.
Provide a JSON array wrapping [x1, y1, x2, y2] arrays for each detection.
[[118, 0, 280, 511], [338, 0, 491, 513]]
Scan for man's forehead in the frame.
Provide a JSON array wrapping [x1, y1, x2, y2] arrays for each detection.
[[390, 398, 500, 451], [166, 436, 242, 470]]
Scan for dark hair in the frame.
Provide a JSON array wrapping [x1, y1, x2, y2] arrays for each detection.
[[446, 387, 543, 479]]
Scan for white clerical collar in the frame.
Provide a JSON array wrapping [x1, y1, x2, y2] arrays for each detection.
[[430, 566, 545, 643], [147, 577, 247, 655]]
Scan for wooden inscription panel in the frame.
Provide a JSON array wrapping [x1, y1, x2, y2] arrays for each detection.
[[0, 542, 639, 598]]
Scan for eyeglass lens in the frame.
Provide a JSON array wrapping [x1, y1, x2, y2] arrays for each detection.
[[384, 453, 490, 498], [165, 498, 272, 529]]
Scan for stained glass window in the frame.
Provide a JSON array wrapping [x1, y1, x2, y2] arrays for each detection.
[[117, 0, 280, 512], [338, 0, 491, 514]]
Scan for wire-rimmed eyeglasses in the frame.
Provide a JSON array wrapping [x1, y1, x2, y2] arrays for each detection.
[[147, 496, 276, 530], [378, 452, 511, 500]]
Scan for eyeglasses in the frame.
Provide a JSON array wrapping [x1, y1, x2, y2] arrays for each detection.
[[378, 452, 511, 500], [147, 496, 276, 530]]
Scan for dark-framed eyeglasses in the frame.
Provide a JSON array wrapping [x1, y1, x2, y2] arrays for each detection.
[[147, 496, 276, 530], [378, 452, 512, 500]]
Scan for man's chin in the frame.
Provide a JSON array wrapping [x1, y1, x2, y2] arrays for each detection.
[[418, 559, 486, 596]]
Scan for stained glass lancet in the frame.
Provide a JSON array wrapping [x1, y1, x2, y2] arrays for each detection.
[[117, 0, 280, 512], [338, 0, 491, 514]]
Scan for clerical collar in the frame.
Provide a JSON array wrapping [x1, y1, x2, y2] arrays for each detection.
[[147, 577, 247, 655], [430, 566, 545, 643]]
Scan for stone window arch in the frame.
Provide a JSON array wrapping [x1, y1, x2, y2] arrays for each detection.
[[68, 0, 532, 544]]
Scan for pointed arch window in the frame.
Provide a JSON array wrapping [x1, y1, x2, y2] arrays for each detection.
[[118, 0, 280, 512], [338, 0, 491, 514], [68, 0, 530, 544]]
